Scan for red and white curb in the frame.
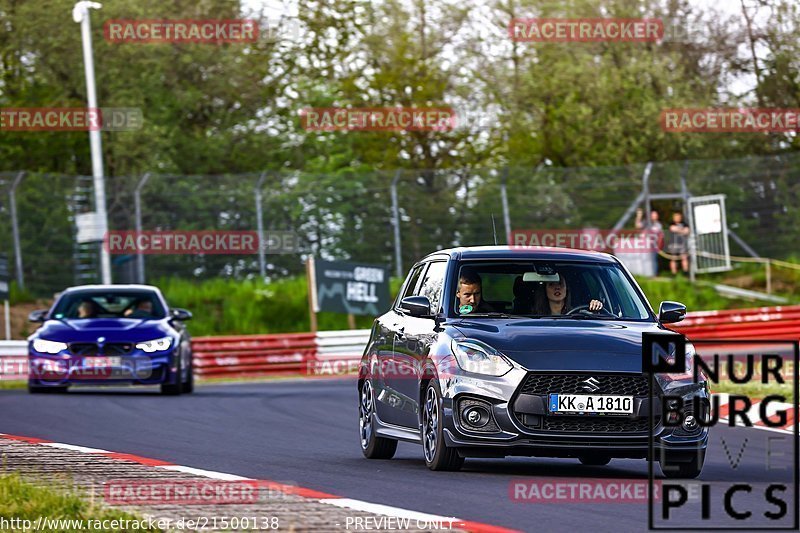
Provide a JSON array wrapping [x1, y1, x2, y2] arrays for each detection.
[[0, 432, 518, 533], [714, 393, 796, 435]]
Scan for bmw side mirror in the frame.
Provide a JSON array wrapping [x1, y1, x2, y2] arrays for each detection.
[[171, 308, 192, 321], [28, 309, 48, 323], [658, 301, 686, 324], [399, 296, 432, 318]]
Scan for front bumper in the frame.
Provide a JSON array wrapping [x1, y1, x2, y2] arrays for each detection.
[[439, 369, 709, 459], [28, 351, 177, 386]]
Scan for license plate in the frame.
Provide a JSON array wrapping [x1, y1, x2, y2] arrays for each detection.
[[83, 356, 122, 368], [548, 394, 633, 415]]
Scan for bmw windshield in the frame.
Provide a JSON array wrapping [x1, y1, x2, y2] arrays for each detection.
[[50, 291, 167, 320], [452, 261, 653, 320]]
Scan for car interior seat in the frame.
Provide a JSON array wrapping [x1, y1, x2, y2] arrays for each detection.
[[512, 275, 537, 314]]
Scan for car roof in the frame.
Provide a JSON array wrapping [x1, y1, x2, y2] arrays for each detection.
[[62, 284, 162, 293], [423, 245, 618, 263]]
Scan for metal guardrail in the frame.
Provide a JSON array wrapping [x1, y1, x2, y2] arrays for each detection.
[[192, 333, 317, 378], [0, 340, 29, 380], [671, 305, 800, 340]]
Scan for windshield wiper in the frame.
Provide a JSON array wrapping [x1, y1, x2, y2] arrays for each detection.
[[460, 312, 526, 319], [537, 314, 616, 320]]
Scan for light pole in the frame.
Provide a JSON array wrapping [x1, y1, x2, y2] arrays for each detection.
[[73, 1, 111, 284]]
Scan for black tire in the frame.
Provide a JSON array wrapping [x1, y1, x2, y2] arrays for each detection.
[[659, 449, 705, 479], [579, 454, 611, 466], [28, 383, 68, 394], [160, 353, 183, 395], [422, 381, 464, 471], [181, 356, 194, 394], [359, 380, 397, 459]]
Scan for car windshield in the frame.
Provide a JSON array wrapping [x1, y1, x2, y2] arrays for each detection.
[[51, 291, 166, 320], [453, 261, 652, 320]]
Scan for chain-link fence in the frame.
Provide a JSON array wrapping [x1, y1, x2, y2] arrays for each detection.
[[2, 152, 799, 297]]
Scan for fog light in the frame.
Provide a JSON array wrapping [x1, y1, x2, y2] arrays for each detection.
[[462, 405, 489, 428], [682, 415, 698, 431]]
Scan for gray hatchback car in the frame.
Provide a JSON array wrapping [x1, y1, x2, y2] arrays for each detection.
[[357, 246, 708, 477]]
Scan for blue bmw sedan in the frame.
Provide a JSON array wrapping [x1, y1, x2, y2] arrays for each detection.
[[27, 285, 193, 395]]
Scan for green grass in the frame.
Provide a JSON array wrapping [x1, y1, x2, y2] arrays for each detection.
[[9, 282, 35, 305], [711, 380, 794, 403], [0, 473, 162, 532], [635, 275, 757, 312], [158, 276, 403, 336], [0, 381, 27, 390]]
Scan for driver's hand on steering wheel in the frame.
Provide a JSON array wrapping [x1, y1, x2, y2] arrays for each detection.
[[588, 299, 604, 312]]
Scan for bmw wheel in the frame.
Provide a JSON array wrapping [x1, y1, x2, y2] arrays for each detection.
[[422, 381, 464, 471], [359, 380, 397, 459]]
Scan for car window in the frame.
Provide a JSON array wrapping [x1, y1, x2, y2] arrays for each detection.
[[51, 291, 166, 319], [417, 261, 447, 313], [453, 261, 652, 320], [396, 264, 425, 306], [605, 267, 650, 319]]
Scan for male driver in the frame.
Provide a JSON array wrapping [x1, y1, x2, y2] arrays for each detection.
[[456, 270, 494, 314]]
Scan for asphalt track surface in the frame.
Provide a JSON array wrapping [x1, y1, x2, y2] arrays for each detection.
[[1, 379, 796, 532]]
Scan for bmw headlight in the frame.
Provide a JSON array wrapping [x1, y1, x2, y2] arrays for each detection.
[[32, 338, 68, 354], [135, 336, 172, 353], [451, 339, 513, 376]]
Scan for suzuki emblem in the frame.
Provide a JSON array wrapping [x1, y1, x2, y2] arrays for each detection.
[[580, 377, 601, 393]]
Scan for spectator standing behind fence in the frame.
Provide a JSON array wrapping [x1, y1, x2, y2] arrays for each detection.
[[635, 208, 663, 275], [667, 211, 691, 275]]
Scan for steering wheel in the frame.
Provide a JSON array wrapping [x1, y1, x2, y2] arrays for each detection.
[[566, 304, 615, 317]]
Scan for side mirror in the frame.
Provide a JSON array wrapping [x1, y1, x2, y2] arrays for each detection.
[[171, 308, 192, 321], [658, 301, 687, 324], [399, 296, 432, 318], [28, 309, 48, 323]]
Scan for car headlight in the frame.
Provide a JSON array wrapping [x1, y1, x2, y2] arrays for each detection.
[[656, 343, 702, 386], [135, 336, 172, 353], [32, 338, 68, 354], [451, 339, 513, 376]]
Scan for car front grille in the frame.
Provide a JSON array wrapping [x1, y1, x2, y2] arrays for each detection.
[[69, 343, 99, 356], [514, 372, 657, 435], [105, 343, 133, 355], [542, 416, 651, 433], [518, 372, 651, 396], [69, 342, 133, 356]]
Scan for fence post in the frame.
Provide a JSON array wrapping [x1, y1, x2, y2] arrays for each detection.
[[765, 259, 772, 294], [9, 171, 25, 290], [134, 173, 151, 284], [500, 167, 511, 243], [391, 170, 403, 279], [255, 172, 267, 279]]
